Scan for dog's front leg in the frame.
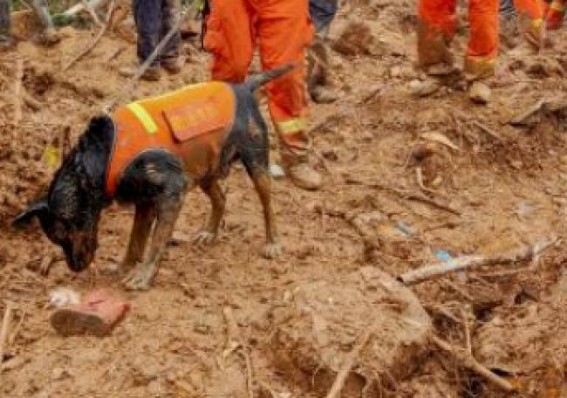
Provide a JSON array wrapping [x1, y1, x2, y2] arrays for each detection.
[[121, 203, 156, 270], [123, 195, 184, 290], [194, 178, 226, 245], [250, 170, 282, 259]]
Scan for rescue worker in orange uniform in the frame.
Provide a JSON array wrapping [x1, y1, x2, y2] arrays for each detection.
[[545, 0, 565, 30], [501, 0, 546, 47], [510, 0, 545, 47], [417, 0, 501, 80], [203, 0, 322, 191]]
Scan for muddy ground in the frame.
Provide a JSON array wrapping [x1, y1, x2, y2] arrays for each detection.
[[1, 1, 567, 397]]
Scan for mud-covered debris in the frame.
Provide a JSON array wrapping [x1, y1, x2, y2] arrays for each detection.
[[409, 79, 440, 97], [469, 81, 492, 104], [270, 267, 432, 396]]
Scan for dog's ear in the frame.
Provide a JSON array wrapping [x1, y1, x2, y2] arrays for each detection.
[[13, 198, 49, 229]]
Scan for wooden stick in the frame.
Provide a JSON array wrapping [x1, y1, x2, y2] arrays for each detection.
[[223, 307, 254, 398], [63, 1, 115, 72], [510, 98, 546, 126], [450, 108, 503, 142], [460, 308, 472, 355], [13, 58, 24, 126], [345, 177, 461, 216], [432, 336, 515, 391], [398, 238, 556, 285], [80, 0, 104, 26], [470, 120, 502, 141], [104, 46, 125, 63], [0, 302, 15, 372], [325, 330, 372, 398], [62, 0, 109, 17]]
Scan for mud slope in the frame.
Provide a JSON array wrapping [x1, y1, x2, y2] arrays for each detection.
[[1, 2, 566, 397]]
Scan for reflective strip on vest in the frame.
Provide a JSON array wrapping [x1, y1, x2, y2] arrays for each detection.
[[127, 103, 158, 134], [276, 118, 307, 134]]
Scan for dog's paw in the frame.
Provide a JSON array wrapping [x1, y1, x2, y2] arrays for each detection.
[[122, 267, 154, 291], [193, 230, 217, 246], [262, 242, 282, 259]]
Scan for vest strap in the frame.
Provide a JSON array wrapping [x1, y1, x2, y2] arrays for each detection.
[[127, 103, 158, 134]]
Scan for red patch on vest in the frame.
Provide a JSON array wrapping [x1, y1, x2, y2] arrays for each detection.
[[163, 98, 227, 142]]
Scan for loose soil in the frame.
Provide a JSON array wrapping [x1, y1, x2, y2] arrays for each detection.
[[1, 1, 566, 397]]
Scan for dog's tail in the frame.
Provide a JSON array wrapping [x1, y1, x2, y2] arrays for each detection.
[[244, 63, 296, 92]]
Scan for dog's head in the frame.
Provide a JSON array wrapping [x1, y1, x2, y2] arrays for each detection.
[[14, 116, 114, 272]]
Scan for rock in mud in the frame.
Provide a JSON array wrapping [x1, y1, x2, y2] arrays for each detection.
[[469, 81, 492, 104], [333, 20, 375, 56], [409, 79, 440, 97], [269, 267, 432, 396]]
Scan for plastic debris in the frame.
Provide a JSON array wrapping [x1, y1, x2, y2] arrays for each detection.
[[49, 287, 81, 308], [269, 164, 286, 179]]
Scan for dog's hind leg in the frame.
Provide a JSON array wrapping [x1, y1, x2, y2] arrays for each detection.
[[248, 169, 282, 259], [121, 203, 156, 270], [123, 193, 185, 290], [194, 178, 226, 246]]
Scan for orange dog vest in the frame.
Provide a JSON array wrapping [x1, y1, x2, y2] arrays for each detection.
[[106, 82, 236, 196]]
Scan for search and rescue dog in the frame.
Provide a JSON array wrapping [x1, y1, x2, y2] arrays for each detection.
[[14, 65, 294, 290]]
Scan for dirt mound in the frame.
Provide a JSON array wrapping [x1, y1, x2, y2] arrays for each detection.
[[475, 273, 567, 396], [270, 267, 431, 395]]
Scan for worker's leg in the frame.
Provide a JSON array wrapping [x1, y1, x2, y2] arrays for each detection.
[[0, 0, 11, 47], [161, 0, 181, 57], [203, 0, 254, 83], [514, 0, 544, 47], [32, 0, 54, 29], [32, 0, 60, 45], [546, 0, 566, 29], [160, 0, 183, 73], [133, 0, 163, 66], [465, 0, 499, 80], [308, 0, 339, 103], [126, 0, 163, 79], [514, 0, 544, 18], [257, 0, 321, 190], [417, 0, 457, 69]]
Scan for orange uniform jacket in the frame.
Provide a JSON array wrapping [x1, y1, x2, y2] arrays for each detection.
[[106, 82, 236, 197]]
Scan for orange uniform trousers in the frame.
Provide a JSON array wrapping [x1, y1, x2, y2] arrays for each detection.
[[546, 0, 565, 29], [204, 0, 314, 159], [514, 0, 544, 19], [418, 0, 499, 77]]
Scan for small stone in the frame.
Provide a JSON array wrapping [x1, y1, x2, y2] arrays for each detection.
[[469, 81, 492, 104], [51, 367, 70, 381], [390, 66, 402, 78], [409, 79, 440, 97], [269, 164, 285, 179]]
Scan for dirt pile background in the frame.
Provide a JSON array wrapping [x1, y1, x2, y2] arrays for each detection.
[[1, 1, 566, 397]]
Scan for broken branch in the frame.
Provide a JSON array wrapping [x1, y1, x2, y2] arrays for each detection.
[[325, 330, 373, 398], [510, 98, 547, 126], [345, 177, 461, 216], [0, 302, 15, 373], [470, 120, 502, 141], [63, 1, 115, 71], [398, 238, 556, 285], [432, 336, 515, 391], [13, 58, 24, 126]]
